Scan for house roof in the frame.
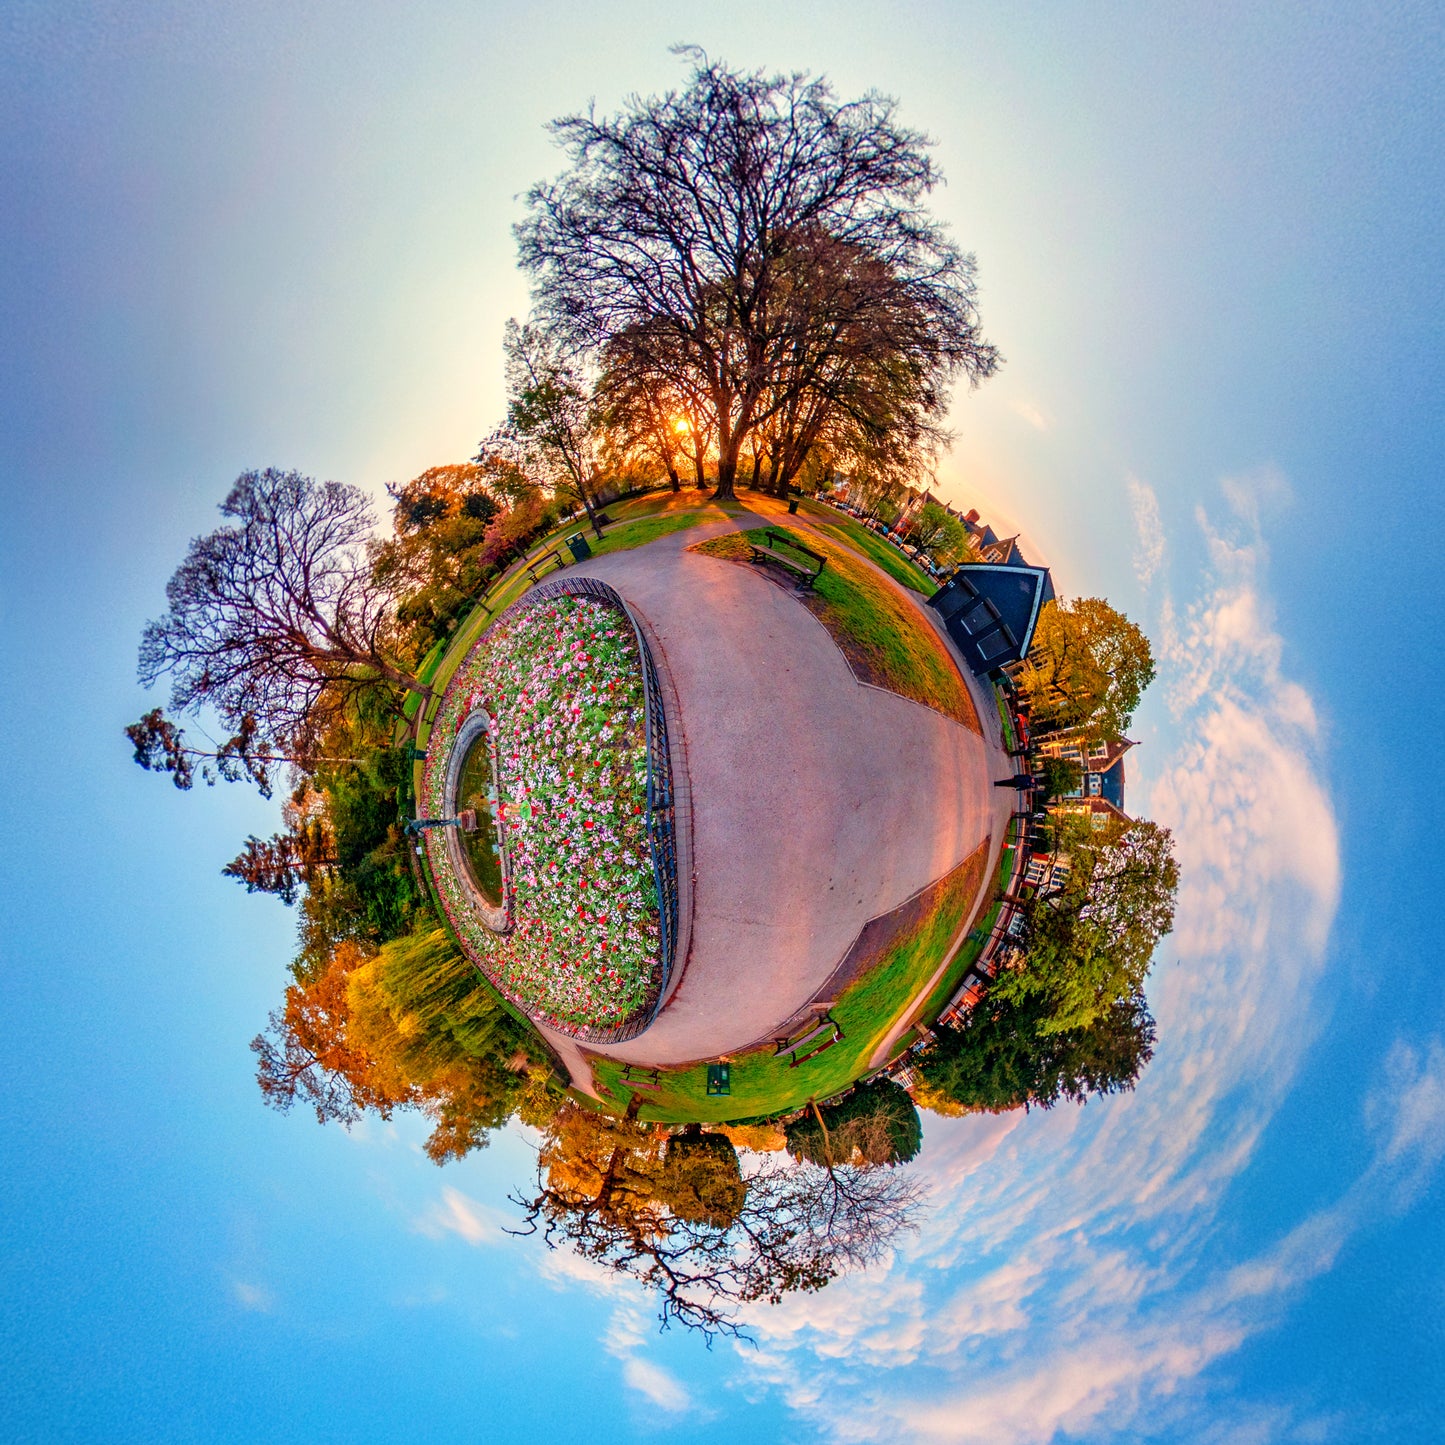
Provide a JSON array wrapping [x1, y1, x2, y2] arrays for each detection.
[[929, 561, 1056, 674], [1099, 757, 1126, 812]]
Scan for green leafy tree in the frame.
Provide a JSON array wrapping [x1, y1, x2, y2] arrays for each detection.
[[993, 820, 1179, 1035], [914, 988, 1156, 1115], [784, 1078, 923, 1168], [909, 502, 969, 565], [1016, 597, 1156, 741], [659, 1127, 747, 1228], [254, 928, 556, 1159], [1038, 754, 1083, 802]]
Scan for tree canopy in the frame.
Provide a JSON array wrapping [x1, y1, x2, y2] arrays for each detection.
[[1015, 597, 1156, 742], [513, 1100, 923, 1339], [253, 928, 553, 1160], [992, 819, 1179, 1035], [138, 469, 429, 753], [908, 501, 969, 565], [784, 1078, 923, 1167], [480, 321, 607, 537], [517, 52, 998, 499], [914, 987, 1157, 1115], [370, 462, 522, 657]]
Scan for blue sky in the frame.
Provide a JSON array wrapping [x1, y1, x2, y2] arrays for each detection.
[[2, 3, 1442, 1441]]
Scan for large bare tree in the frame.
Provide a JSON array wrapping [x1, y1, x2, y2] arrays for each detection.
[[137, 469, 429, 753], [517, 52, 999, 500], [511, 1101, 924, 1339]]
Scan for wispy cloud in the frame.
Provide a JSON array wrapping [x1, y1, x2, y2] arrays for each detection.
[[1366, 1038, 1445, 1195], [1126, 475, 1166, 587], [414, 1186, 507, 1246], [1009, 398, 1051, 432], [231, 1280, 274, 1313], [622, 1357, 694, 1413], [711, 477, 1429, 1444], [604, 1301, 702, 1420]]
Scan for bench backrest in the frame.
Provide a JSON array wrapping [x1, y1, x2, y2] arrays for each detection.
[[762, 528, 826, 569]]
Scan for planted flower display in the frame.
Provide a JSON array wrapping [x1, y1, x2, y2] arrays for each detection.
[[421, 594, 663, 1033]]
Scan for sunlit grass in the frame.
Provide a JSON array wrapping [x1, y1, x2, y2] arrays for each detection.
[[797, 501, 936, 593]]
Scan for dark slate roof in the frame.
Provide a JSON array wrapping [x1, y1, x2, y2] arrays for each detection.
[[929, 562, 1055, 675], [1099, 758, 1126, 812]]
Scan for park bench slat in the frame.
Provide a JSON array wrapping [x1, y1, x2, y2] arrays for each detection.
[[748, 528, 827, 589], [788, 1028, 843, 1068], [774, 1014, 844, 1055]]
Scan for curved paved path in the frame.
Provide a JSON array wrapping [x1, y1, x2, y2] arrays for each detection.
[[537, 515, 1002, 1069]]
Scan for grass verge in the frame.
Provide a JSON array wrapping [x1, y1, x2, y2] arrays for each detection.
[[798, 502, 936, 594]]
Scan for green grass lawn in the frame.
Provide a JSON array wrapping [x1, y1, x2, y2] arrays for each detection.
[[995, 685, 1017, 751], [581, 506, 726, 557], [694, 524, 977, 729], [798, 502, 936, 594], [588, 845, 988, 1124]]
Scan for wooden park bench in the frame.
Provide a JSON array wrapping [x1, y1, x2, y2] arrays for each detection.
[[620, 1064, 662, 1092], [748, 528, 827, 590], [524, 549, 566, 584], [774, 1011, 844, 1068]]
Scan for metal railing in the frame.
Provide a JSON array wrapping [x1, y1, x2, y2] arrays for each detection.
[[519, 575, 680, 1043]]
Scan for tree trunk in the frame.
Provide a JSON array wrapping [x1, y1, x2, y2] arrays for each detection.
[[369, 655, 432, 701], [666, 463, 681, 493], [577, 485, 605, 540], [713, 444, 738, 501]]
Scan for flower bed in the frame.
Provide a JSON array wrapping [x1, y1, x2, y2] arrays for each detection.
[[420, 594, 662, 1032]]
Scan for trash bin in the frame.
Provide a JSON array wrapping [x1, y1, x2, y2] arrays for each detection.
[[566, 534, 593, 562], [787, 496, 799, 514]]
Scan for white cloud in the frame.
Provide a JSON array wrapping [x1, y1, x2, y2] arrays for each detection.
[[232, 1280, 274, 1313], [1126, 475, 1166, 587], [1366, 1038, 1445, 1194], [712, 477, 1433, 1444], [622, 1357, 693, 1414], [415, 1186, 506, 1246], [1009, 398, 1052, 432]]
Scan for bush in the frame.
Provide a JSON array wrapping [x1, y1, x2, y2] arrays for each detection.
[[661, 1127, 747, 1227], [784, 1078, 922, 1167]]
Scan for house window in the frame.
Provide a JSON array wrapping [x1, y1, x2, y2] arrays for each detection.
[[961, 601, 994, 634], [977, 628, 1014, 662]]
